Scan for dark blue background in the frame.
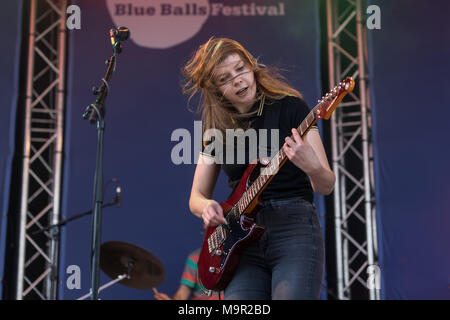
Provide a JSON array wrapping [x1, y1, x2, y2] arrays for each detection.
[[368, 0, 450, 299]]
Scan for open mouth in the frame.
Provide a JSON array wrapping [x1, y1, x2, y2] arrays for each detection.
[[236, 87, 248, 96]]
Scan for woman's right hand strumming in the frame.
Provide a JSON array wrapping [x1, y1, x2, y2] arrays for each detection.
[[201, 200, 227, 227]]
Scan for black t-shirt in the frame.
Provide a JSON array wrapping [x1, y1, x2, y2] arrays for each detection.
[[202, 95, 317, 203]]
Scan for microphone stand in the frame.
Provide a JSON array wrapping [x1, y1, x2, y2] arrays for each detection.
[[32, 197, 119, 236], [82, 39, 123, 300]]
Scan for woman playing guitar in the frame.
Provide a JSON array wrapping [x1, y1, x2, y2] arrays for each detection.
[[183, 37, 335, 300]]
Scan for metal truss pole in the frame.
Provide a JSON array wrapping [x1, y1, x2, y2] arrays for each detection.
[[16, 0, 67, 300], [326, 0, 380, 300]]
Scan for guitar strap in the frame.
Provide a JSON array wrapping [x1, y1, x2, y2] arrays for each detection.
[[258, 97, 281, 160]]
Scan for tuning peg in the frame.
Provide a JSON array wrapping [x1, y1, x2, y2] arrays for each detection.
[[316, 111, 322, 119]]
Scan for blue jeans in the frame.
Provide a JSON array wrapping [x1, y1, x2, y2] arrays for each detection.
[[224, 197, 325, 300]]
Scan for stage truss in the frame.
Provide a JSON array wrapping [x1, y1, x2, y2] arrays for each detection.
[[326, 0, 380, 300], [15, 0, 67, 300]]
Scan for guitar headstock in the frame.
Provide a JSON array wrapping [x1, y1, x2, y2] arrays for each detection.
[[316, 77, 355, 120]]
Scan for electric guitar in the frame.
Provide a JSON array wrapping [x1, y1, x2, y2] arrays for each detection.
[[197, 77, 355, 291]]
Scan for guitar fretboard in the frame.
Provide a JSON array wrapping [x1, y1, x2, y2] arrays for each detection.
[[234, 103, 321, 216]]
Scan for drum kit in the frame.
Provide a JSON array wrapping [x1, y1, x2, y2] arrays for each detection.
[[77, 241, 165, 300]]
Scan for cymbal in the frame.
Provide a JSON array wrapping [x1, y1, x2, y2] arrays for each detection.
[[100, 241, 165, 290]]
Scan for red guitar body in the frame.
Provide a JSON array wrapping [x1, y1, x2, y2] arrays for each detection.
[[197, 161, 265, 291]]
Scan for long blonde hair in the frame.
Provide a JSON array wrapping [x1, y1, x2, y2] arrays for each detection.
[[182, 37, 302, 133]]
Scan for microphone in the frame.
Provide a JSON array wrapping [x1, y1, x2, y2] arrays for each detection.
[[115, 184, 121, 208], [109, 26, 130, 54], [110, 26, 130, 42]]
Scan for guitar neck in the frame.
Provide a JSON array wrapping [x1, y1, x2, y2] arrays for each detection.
[[235, 103, 321, 215]]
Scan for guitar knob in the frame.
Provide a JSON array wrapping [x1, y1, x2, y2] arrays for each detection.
[[215, 250, 224, 256], [209, 267, 217, 273]]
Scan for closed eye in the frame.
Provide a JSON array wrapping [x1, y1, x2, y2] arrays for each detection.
[[217, 64, 246, 85]]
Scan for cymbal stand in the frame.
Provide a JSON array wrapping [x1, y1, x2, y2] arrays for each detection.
[[76, 273, 127, 300], [126, 257, 135, 279]]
